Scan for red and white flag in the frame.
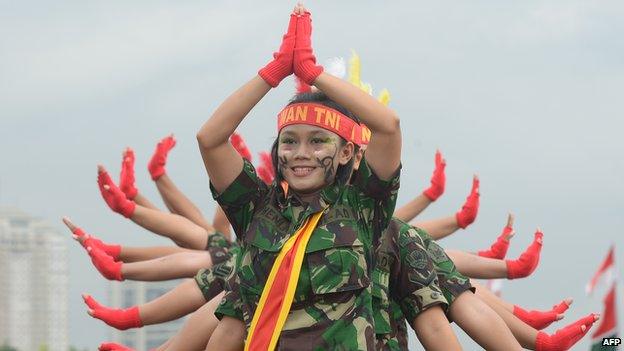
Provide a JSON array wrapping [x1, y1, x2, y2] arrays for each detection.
[[587, 246, 617, 296], [590, 283, 619, 350]]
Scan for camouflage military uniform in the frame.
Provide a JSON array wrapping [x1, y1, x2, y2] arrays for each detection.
[[210, 158, 400, 351], [205, 231, 233, 265], [414, 226, 474, 306], [373, 221, 474, 349], [195, 243, 240, 302], [372, 218, 448, 351]]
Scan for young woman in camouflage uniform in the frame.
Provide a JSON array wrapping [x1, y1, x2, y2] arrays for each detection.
[[195, 5, 457, 349]]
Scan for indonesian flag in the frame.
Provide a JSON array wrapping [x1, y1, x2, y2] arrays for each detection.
[[590, 283, 619, 350], [587, 246, 616, 296]]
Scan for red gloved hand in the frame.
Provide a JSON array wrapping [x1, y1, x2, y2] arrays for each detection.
[[422, 150, 446, 201], [506, 229, 543, 279], [535, 314, 598, 351], [258, 12, 298, 87], [257, 151, 275, 185], [87, 246, 123, 281], [98, 166, 136, 218], [513, 298, 572, 330], [119, 147, 138, 199], [230, 132, 252, 161], [478, 214, 515, 259], [293, 12, 324, 85], [456, 176, 480, 229], [72, 227, 121, 260], [84, 294, 142, 330], [99, 343, 135, 351], [148, 135, 176, 181]]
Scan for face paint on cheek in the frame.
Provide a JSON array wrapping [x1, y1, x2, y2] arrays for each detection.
[[278, 155, 288, 176], [315, 142, 339, 184]]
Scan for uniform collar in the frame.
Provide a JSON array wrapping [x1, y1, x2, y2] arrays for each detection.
[[278, 180, 342, 216]]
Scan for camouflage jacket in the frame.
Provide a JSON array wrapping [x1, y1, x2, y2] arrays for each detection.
[[210, 158, 400, 351], [372, 218, 448, 350]]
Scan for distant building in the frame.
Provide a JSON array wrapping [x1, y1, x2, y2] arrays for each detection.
[[108, 280, 186, 351], [0, 207, 68, 351]]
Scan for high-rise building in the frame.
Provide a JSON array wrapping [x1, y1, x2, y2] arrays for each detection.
[[0, 207, 69, 351], [108, 280, 187, 351]]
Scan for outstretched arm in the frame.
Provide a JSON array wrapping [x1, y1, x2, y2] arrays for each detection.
[[154, 173, 215, 233], [413, 175, 480, 240], [446, 230, 543, 280], [414, 216, 459, 240], [205, 316, 246, 351], [98, 166, 211, 249], [62, 217, 192, 263], [83, 279, 206, 330], [394, 150, 446, 222], [121, 251, 213, 281], [147, 135, 217, 234], [118, 147, 158, 210], [411, 306, 462, 351]]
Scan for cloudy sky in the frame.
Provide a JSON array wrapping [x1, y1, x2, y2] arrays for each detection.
[[1, 0, 623, 349]]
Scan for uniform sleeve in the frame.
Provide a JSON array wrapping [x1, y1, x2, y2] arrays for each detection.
[[194, 249, 237, 302], [210, 159, 268, 239], [351, 156, 401, 245], [392, 224, 448, 325], [214, 268, 245, 322]]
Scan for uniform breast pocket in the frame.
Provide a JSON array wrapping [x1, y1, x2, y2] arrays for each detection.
[[306, 244, 370, 295], [237, 233, 285, 298]]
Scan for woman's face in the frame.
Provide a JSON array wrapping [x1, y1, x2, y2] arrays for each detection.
[[277, 124, 354, 194]]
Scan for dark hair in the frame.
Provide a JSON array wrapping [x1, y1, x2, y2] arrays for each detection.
[[271, 91, 361, 188]]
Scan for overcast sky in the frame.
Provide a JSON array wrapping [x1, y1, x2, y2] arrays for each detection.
[[1, 1, 623, 349]]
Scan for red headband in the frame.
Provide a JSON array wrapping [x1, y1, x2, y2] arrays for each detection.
[[352, 124, 371, 146], [277, 103, 359, 143]]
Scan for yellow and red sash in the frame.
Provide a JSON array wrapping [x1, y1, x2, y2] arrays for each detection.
[[244, 210, 324, 351]]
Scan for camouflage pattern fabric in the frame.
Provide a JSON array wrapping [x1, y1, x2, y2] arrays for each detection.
[[413, 226, 474, 307], [205, 231, 233, 267], [372, 218, 448, 350], [210, 158, 400, 351], [195, 245, 240, 302]]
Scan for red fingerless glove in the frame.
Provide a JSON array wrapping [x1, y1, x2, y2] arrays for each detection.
[[230, 132, 252, 161], [456, 176, 480, 229], [293, 12, 323, 85], [506, 230, 543, 279], [422, 150, 446, 201], [513, 305, 559, 330], [535, 314, 597, 351], [99, 343, 135, 351], [72, 227, 121, 260], [258, 13, 298, 87], [478, 226, 513, 259], [87, 246, 123, 281], [148, 135, 176, 181], [98, 168, 136, 218], [119, 148, 138, 199], [84, 295, 142, 330]]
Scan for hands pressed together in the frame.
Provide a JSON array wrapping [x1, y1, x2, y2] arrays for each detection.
[[258, 3, 323, 87]]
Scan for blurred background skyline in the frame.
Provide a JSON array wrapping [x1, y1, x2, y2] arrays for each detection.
[[1, 1, 623, 349]]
